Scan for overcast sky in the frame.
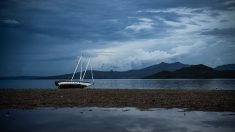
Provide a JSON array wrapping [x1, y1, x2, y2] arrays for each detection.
[[1, 0, 235, 76]]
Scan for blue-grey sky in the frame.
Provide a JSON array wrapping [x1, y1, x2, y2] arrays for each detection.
[[1, 0, 235, 76]]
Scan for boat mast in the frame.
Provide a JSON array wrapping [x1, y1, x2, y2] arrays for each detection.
[[90, 62, 94, 83], [82, 58, 90, 81], [80, 58, 83, 81], [71, 56, 82, 81]]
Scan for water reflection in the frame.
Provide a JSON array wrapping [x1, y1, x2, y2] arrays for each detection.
[[0, 108, 235, 132]]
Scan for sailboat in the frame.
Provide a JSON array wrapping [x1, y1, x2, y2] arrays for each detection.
[[55, 56, 94, 88]]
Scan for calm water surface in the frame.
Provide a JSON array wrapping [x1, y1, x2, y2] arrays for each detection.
[[0, 107, 235, 132], [0, 79, 235, 90]]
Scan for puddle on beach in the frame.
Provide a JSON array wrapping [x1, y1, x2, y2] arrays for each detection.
[[0, 107, 235, 132]]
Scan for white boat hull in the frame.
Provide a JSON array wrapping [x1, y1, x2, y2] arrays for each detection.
[[55, 81, 93, 88]]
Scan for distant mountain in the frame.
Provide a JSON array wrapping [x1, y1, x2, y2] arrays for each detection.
[[145, 64, 235, 79], [135, 62, 190, 77], [41, 62, 189, 79], [215, 64, 235, 71], [2, 62, 235, 80]]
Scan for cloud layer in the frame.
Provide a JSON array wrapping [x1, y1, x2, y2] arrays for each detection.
[[1, 0, 235, 75]]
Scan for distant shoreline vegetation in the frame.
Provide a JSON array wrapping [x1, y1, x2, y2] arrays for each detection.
[[1, 62, 235, 80]]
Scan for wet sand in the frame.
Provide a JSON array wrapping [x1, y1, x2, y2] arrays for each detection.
[[0, 89, 235, 111]]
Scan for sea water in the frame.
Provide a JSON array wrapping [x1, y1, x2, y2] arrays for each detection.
[[0, 79, 235, 90], [0, 107, 235, 132]]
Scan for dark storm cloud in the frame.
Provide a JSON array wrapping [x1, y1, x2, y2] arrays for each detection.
[[1, 0, 137, 41], [201, 28, 235, 37], [0, 0, 232, 42]]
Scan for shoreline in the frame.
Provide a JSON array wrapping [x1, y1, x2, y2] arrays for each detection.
[[0, 89, 235, 112]]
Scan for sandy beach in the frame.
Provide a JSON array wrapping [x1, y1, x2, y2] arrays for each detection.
[[0, 89, 235, 111]]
